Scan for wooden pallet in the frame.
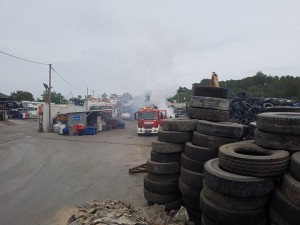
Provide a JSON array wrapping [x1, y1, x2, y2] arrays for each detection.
[[129, 163, 147, 174]]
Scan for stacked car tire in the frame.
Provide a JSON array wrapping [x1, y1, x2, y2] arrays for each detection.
[[254, 112, 300, 152], [188, 87, 229, 122], [144, 119, 196, 211], [200, 139, 290, 225], [178, 86, 248, 224], [253, 112, 300, 225]]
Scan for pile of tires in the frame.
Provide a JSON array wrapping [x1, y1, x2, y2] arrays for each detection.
[[252, 112, 300, 225], [144, 119, 196, 211], [254, 112, 300, 151], [189, 86, 229, 121], [201, 140, 290, 225], [228, 91, 297, 125], [180, 87, 248, 224]]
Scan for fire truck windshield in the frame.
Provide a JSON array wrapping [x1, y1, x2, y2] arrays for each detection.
[[139, 111, 157, 120]]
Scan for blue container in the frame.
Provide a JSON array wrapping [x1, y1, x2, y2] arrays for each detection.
[[62, 127, 69, 135], [84, 127, 97, 135]]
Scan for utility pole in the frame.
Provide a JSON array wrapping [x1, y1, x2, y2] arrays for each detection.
[[48, 64, 52, 132]]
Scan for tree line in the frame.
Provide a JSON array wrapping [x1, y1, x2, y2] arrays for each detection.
[[172, 72, 300, 102], [9, 72, 300, 104]]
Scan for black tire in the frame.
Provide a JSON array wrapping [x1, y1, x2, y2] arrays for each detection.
[[152, 140, 185, 153], [186, 207, 202, 225], [247, 108, 257, 117], [179, 178, 200, 198], [218, 141, 289, 177], [150, 150, 181, 163], [148, 198, 182, 211], [202, 183, 269, 210], [248, 121, 257, 136], [281, 173, 300, 206], [254, 129, 300, 151], [263, 103, 273, 109], [192, 131, 241, 150], [202, 215, 268, 225], [246, 134, 254, 140], [158, 130, 192, 143], [144, 189, 180, 204], [256, 112, 300, 135], [290, 152, 300, 181], [204, 159, 274, 197], [181, 153, 205, 173], [182, 194, 201, 210], [144, 175, 179, 194], [185, 142, 218, 162], [189, 96, 230, 110], [196, 120, 246, 138], [262, 106, 300, 113], [147, 159, 180, 175], [200, 191, 266, 225], [271, 188, 300, 225], [269, 205, 292, 225], [161, 119, 198, 132], [191, 85, 228, 99], [147, 173, 180, 182], [188, 107, 229, 122], [201, 215, 219, 225], [180, 167, 204, 189]]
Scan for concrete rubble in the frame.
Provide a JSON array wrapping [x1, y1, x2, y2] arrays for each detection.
[[67, 200, 190, 225]]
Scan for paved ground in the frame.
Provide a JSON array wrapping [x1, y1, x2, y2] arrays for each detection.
[[0, 119, 155, 225]]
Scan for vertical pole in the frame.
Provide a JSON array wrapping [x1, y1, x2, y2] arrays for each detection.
[[48, 64, 52, 132]]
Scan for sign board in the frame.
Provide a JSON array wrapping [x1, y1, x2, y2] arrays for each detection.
[[73, 114, 81, 121]]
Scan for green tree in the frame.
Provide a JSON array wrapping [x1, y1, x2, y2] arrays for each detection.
[[101, 93, 108, 100], [10, 90, 34, 101], [40, 91, 68, 104]]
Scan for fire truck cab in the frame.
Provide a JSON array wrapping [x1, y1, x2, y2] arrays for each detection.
[[134, 107, 167, 135]]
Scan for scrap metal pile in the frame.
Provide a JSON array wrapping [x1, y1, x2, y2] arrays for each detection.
[[142, 85, 300, 225]]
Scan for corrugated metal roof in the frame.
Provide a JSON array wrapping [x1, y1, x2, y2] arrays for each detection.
[[0, 92, 9, 99]]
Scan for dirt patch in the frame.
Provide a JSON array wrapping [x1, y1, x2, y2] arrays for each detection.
[[49, 207, 77, 225]]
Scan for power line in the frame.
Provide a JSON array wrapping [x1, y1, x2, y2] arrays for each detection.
[[51, 67, 85, 92], [0, 50, 49, 65]]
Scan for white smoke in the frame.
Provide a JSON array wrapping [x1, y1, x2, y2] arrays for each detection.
[[118, 28, 182, 117]]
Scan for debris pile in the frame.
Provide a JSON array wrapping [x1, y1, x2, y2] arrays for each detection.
[[67, 200, 190, 225]]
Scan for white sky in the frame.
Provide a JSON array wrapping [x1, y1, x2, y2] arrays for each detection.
[[0, 0, 299, 99]]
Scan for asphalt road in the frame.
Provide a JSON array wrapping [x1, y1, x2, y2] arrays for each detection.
[[0, 119, 155, 225]]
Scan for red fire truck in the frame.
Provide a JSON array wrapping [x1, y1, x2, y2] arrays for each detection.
[[134, 107, 167, 135]]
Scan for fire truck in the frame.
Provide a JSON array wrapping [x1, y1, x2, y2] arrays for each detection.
[[134, 107, 167, 135]]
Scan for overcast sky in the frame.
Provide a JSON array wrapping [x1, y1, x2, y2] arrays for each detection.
[[1, 0, 299, 100]]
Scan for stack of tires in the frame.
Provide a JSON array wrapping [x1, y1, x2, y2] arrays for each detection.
[[253, 112, 300, 225], [247, 121, 257, 140], [271, 154, 300, 225], [179, 87, 246, 224], [201, 140, 290, 225], [144, 119, 196, 211], [254, 112, 300, 152], [188, 87, 229, 122]]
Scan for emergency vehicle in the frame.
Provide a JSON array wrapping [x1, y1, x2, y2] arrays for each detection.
[[134, 107, 167, 135]]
